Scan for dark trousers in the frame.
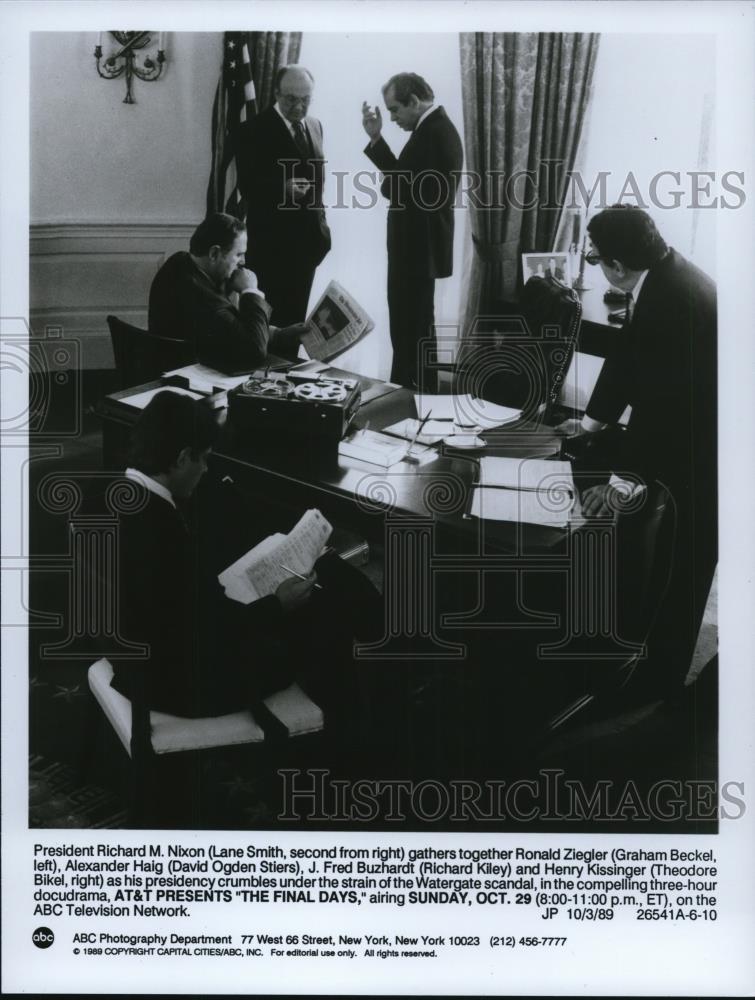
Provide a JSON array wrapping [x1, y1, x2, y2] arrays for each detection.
[[249, 253, 316, 327], [387, 266, 436, 391]]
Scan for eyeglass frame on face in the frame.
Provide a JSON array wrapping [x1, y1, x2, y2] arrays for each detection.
[[585, 249, 607, 266], [278, 93, 312, 108]]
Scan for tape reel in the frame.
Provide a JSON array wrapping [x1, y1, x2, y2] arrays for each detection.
[[293, 381, 348, 402], [241, 377, 293, 398]]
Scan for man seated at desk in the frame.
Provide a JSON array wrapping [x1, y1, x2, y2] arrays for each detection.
[[148, 213, 306, 372], [111, 391, 382, 736]]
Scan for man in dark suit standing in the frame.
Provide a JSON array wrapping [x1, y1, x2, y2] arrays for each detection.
[[237, 65, 331, 326], [568, 205, 717, 697], [362, 73, 463, 389]]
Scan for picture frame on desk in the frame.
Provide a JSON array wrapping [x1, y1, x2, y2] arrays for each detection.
[[522, 251, 573, 287]]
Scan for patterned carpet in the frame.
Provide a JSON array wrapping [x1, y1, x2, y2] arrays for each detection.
[[29, 754, 127, 829]]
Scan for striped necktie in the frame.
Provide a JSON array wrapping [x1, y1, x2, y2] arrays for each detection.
[[291, 120, 309, 159]]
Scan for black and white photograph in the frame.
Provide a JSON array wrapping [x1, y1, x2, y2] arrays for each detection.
[[2, 1, 754, 995], [522, 251, 572, 286]]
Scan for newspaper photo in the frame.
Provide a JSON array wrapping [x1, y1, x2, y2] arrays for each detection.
[[301, 280, 375, 362], [1, 0, 754, 996]]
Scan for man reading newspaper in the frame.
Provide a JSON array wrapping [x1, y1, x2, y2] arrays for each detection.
[[110, 392, 382, 738]]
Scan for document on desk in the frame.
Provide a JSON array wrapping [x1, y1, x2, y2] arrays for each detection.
[[218, 509, 333, 603], [162, 363, 252, 393], [479, 456, 574, 492], [415, 393, 521, 429], [123, 385, 204, 409], [472, 457, 575, 526]]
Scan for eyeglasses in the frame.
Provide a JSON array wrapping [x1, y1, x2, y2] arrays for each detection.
[[279, 93, 311, 107], [584, 250, 605, 266]]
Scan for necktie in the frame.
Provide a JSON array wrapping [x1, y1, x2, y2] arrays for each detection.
[[624, 292, 634, 326], [291, 120, 309, 159]]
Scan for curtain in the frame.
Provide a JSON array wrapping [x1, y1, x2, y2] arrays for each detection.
[[207, 31, 302, 216], [459, 32, 599, 328], [249, 31, 302, 110]]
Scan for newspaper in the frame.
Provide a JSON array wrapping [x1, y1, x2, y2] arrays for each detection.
[[301, 280, 374, 362]]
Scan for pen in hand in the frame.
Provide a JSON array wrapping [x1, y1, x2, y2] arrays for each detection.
[[279, 563, 323, 590]]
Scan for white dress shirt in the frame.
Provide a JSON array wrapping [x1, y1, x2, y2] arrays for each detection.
[[125, 467, 176, 509]]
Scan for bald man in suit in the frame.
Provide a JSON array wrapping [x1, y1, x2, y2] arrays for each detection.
[[238, 65, 331, 326]]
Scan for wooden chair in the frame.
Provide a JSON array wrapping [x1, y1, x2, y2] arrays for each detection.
[[87, 658, 324, 827], [106, 315, 196, 390]]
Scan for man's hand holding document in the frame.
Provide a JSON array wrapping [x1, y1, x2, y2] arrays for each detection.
[[219, 509, 332, 604], [470, 457, 575, 527], [300, 281, 374, 362]]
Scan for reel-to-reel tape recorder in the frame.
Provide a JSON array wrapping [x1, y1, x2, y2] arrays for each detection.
[[227, 370, 361, 444]]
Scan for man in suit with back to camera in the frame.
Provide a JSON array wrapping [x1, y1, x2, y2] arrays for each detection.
[[149, 213, 306, 373], [237, 65, 331, 326], [362, 72, 463, 390], [560, 204, 717, 697], [111, 391, 382, 730]]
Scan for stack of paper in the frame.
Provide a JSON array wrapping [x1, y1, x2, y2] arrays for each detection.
[[338, 429, 410, 467], [471, 457, 575, 527], [219, 509, 332, 603], [415, 393, 521, 429]]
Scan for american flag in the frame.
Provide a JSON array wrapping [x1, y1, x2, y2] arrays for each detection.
[[206, 32, 257, 219]]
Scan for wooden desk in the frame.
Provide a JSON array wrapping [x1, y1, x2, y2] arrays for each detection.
[[98, 376, 569, 553], [96, 370, 639, 750]]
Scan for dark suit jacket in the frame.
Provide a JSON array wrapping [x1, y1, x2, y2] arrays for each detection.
[[111, 485, 289, 718], [585, 248, 717, 535], [237, 106, 331, 271], [148, 251, 276, 373], [364, 106, 464, 279]]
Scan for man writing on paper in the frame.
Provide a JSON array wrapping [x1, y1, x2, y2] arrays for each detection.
[[110, 391, 381, 726], [558, 205, 717, 696], [237, 65, 331, 326], [362, 73, 463, 390], [149, 213, 307, 372]]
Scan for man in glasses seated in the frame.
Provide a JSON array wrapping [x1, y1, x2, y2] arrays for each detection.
[[559, 204, 717, 697], [237, 65, 331, 326], [149, 213, 306, 372]]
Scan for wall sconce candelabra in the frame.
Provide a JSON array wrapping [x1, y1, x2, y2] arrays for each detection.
[[94, 32, 166, 104]]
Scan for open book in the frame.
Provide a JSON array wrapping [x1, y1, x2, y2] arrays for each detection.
[[301, 281, 374, 362], [218, 509, 332, 604]]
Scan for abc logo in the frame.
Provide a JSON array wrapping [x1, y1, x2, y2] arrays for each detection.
[[32, 926, 54, 949]]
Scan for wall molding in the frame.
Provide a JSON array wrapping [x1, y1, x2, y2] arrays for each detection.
[[30, 221, 195, 369]]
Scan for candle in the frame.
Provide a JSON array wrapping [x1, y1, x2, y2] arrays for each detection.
[[571, 210, 581, 247], [97, 31, 102, 48], [158, 32, 164, 51]]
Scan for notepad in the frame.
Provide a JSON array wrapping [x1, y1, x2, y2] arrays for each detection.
[[219, 509, 332, 604], [471, 457, 575, 526]]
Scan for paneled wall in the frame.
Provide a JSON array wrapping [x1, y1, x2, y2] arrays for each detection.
[[29, 223, 192, 369], [30, 32, 221, 369]]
